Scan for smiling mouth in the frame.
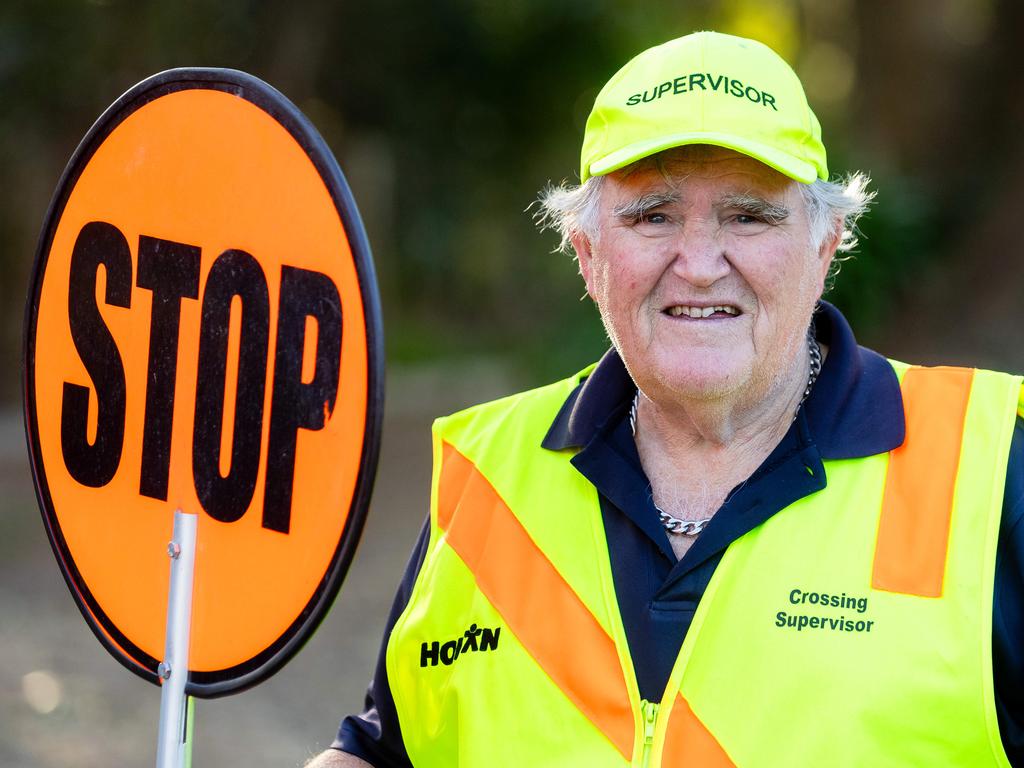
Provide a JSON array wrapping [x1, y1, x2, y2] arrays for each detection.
[[664, 304, 741, 319]]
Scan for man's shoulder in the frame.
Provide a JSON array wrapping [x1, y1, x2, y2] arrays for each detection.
[[432, 362, 598, 438], [884, 356, 1022, 378]]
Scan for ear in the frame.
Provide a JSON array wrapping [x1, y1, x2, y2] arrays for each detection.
[[816, 219, 844, 287], [571, 231, 597, 299]]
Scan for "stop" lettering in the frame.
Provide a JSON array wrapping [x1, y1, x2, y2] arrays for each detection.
[[59, 220, 343, 534]]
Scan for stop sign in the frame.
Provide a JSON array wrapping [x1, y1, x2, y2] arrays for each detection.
[[24, 68, 383, 697]]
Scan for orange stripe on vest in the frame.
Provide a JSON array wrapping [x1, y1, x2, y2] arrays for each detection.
[[437, 442, 635, 759], [662, 695, 736, 766], [872, 366, 975, 597]]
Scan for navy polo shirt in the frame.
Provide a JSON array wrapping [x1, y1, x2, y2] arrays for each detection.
[[335, 302, 1024, 766]]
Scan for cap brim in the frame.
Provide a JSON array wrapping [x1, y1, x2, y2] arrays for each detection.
[[587, 131, 821, 183]]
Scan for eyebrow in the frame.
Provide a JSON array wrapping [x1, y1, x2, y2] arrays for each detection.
[[612, 191, 680, 221], [719, 193, 791, 223]]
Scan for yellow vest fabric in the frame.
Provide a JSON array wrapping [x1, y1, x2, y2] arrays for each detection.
[[386, 361, 1020, 767]]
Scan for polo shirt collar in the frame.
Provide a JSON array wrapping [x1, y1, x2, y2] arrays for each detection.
[[542, 301, 905, 459]]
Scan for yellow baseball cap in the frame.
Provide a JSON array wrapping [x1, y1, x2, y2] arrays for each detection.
[[580, 31, 827, 183]]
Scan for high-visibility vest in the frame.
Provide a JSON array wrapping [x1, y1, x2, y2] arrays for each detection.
[[386, 360, 1020, 767]]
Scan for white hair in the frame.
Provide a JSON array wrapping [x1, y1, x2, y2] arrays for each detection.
[[534, 165, 875, 280], [799, 173, 875, 256]]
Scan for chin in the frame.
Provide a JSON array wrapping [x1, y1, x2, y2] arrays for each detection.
[[654, 359, 749, 401]]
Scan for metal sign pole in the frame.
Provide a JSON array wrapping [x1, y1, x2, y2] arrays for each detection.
[[156, 510, 198, 768]]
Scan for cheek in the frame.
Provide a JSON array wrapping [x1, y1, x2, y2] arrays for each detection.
[[751, 240, 823, 300], [801, 252, 830, 302], [744, 251, 820, 340], [596, 258, 641, 303], [591, 261, 615, 303]]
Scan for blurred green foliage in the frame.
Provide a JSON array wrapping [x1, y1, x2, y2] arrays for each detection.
[[826, 172, 939, 334], [1, 0, 1017, 397]]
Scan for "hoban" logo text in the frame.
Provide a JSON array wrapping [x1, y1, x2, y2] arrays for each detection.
[[420, 623, 500, 667]]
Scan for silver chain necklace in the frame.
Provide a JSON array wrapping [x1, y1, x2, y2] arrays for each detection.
[[630, 332, 822, 537]]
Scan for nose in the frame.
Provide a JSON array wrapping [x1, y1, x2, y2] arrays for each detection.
[[669, 217, 731, 287]]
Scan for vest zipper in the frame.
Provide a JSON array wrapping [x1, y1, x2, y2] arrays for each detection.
[[639, 698, 659, 767]]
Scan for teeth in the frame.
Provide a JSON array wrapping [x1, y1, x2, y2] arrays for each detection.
[[667, 304, 739, 318]]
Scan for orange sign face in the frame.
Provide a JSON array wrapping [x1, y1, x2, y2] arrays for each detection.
[[24, 69, 382, 696]]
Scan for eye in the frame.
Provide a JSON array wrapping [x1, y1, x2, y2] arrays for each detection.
[[640, 211, 669, 225], [629, 209, 676, 237], [614, 196, 679, 236], [723, 210, 774, 236], [733, 212, 763, 225]]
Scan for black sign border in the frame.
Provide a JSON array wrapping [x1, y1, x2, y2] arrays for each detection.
[[23, 68, 384, 698]]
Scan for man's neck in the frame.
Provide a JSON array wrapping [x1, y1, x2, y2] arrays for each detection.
[[631, 343, 825, 562]]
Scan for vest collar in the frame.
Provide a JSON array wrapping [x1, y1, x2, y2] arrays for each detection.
[[542, 301, 905, 460]]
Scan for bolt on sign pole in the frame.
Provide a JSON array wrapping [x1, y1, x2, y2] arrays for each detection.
[[24, 68, 383, 764], [156, 511, 197, 768]]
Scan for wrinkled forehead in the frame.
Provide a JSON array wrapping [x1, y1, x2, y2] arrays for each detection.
[[611, 144, 799, 196]]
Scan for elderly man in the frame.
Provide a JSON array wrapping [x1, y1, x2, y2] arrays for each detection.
[[309, 31, 1024, 766]]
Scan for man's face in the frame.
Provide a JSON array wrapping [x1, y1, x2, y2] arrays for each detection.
[[572, 146, 835, 406]]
